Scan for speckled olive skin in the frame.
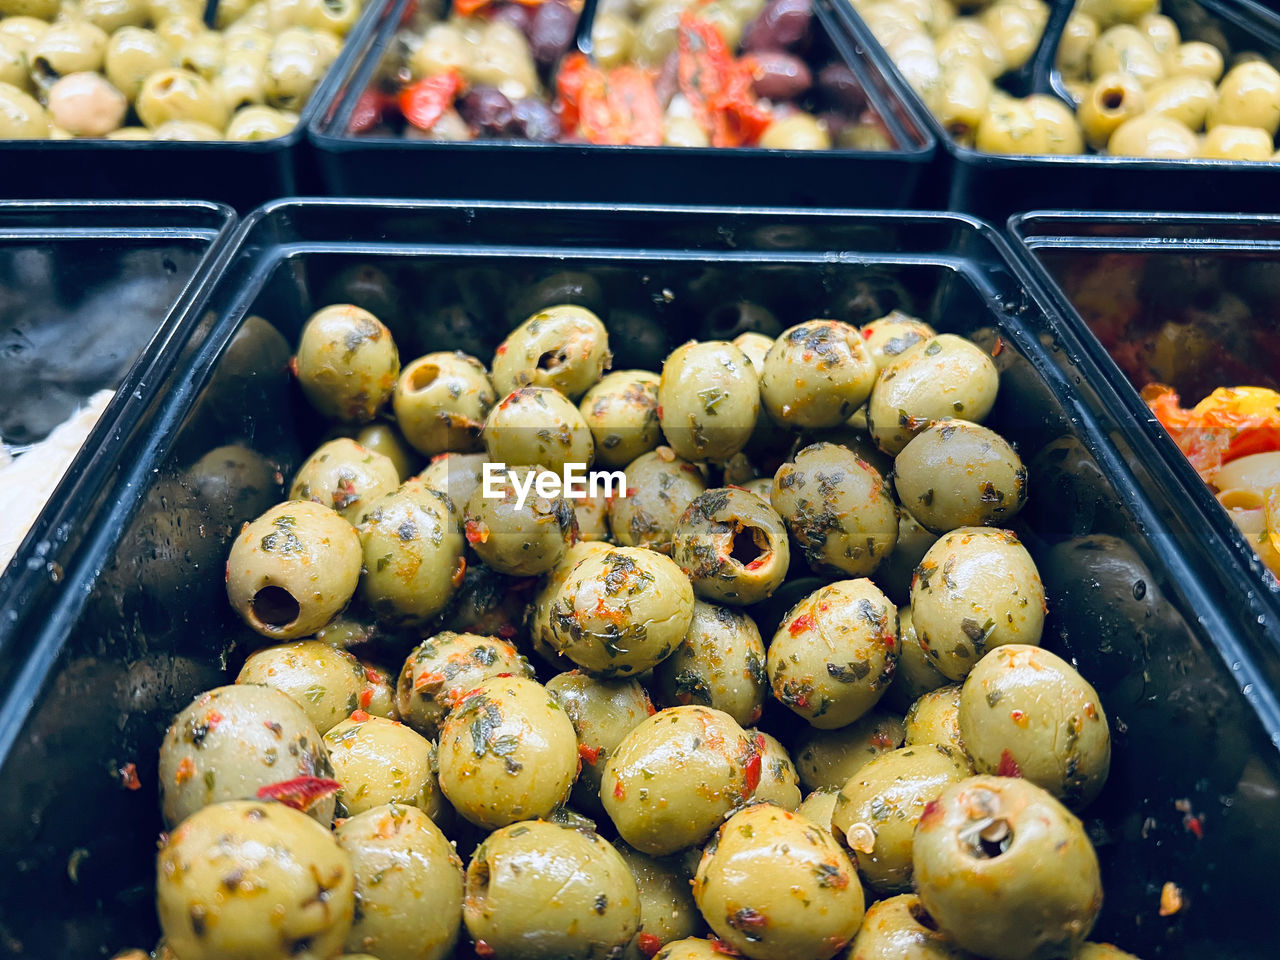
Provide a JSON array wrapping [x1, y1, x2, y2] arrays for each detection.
[[528, 541, 614, 660], [323, 714, 444, 820], [795, 710, 907, 791], [672, 488, 790, 606], [959, 645, 1110, 808], [417, 451, 488, 514], [840, 893, 967, 960], [492, 304, 613, 400], [658, 340, 759, 462], [655, 939, 725, 960], [548, 546, 695, 678], [832, 744, 970, 893], [904, 685, 968, 757], [289, 438, 400, 522], [357, 479, 465, 626], [693, 804, 864, 960], [393, 351, 495, 456], [464, 819, 640, 960], [236, 640, 369, 734], [859, 312, 937, 374], [357, 661, 397, 720], [295, 304, 399, 423], [576, 489, 612, 541], [436, 676, 578, 828], [879, 513, 940, 607], [894, 421, 1027, 533], [353, 422, 419, 481], [733, 331, 774, 370], [609, 448, 707, 552], [618, 844, 701, 960], [772, 443, 899, 577], [913, 777, 1102, 960], [749, 729, 803, 810], [226, 500, 362, 640], [760, 320, 877, 429], [884, 608, 950, 711], [601, 705, 758, 855], [655, 600, 768, 727], [159, 684, 335, 828], [548, 671, 655, 816], [911, 528, 1046, 682], [866, 335, 999, 456], [156, 801, 354, 960], [464, 465, 577, 577], [769, 579, 899, 730], [335, 804, 464, 960], [581, 370, 662, 469], [396, 632, 534, 740], [483, 386, 594, 473]]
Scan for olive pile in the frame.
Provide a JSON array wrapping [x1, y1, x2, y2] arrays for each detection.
[[0, 0, 360, 140], [141, 300, 1133, 960]]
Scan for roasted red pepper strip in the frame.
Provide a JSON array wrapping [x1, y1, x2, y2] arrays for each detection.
[[558, 54, 663, 145], [399, 70, 463, 132], [257, 776, 342, 812], [677, 14, 771, 147]]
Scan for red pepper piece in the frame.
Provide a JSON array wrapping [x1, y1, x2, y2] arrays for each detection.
[[637, 933, 663, 957], [118, 763, 141, 791], [996, 749, 1023, 778], [788, 613, 816, 636], [256, 776, 342, 812], [677, 14, 772, 148], [399, 70, 463, 132], [742, 733, 765, 797], [348, 88, 385, 134], [578, 743, 602, 765]]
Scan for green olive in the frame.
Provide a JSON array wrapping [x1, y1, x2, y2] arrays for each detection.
[[528, 540, 614, 666], [1208, 61, 1280, 135], [493, 304, 612, 401], [157, 801, 354, 960], [602, 705, 756, 855], [396, 632, 533, 739], [975, 95, 1051, 154], [464, 465, 576, 576], [437, 676, 579, 828], [0, 34, 28, 90], [794, 709, 906, 791], [355, 661, 397, 720], [904, 684, 967, 756], [417, 450, 488, 515], [1077, 72, 1145, 149], [465, 819, 641, 960], [732, 331, 774, 370], [575, 489, 611, 541], [959, 645, 1110, 807], [750, 729, 802, 810], [159, 684, 335, 828], [335, 804, 464, 960], [1074, 944, 1141, 960], [295, 303, 400, 423], [832, 744, 970, 893], [859, 312, 936, 374], [608, 447, 707, 553], [693, 803, 864, 960], [106, 124, 152, 139], [226, 103, 297, 138], [911, 527, 1046, 681], [797, 787, 840, 832], [0, 15, 48, 45], [885, 607, 949, 710], [297, 0, 359, 35], [226, 500, 362, 640], [840, 893, 967, 960], [215, 60, 267, 112], [392, 351, 495, 456], [658, 340, 759, 462], [618, 843, 700, 960], [408, 22, 469, 79], [1091, 24, 1165, 87], [179, 30, 224, 79], [237, 640, 368, 734], [1056, 11, 1098, 78], [105, 27, 174, 101], [672, 488, 789, 606], [351, 422, 418, 482], [1141, 75, 1216, 132], [152, 118, 224, 139], [936, 18, 1005, 79], [759, 320, 876, 429], [289, 437, 399, 521], [913, 776, 1103, 960], [30, 20, 110, 83], [654, 600, 767, 727], [483, 386, 594, 474], [894, 420, 1027, 533], [1106, 114, 1198, 157], [464, 19, 539, 99], [265, 26, 329, 110], [324, 714, 445, 819], [155, 14, 205, 51], [581, 370, 662, 469], [136, 67, 229, 130], [0, 80, 49, 137], [1168, 40, 1223, 82], [1201, 124, 1274, 160], [655, 940, 725, 960], [979, 2, 1037, 70], [1027, 93, 1084, 154]]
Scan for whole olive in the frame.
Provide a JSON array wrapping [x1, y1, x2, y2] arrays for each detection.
[[742, 0, 813, 54]]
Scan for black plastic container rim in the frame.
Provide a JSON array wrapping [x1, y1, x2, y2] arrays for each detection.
[[308, 0, 935, 160], [0, 199, 239, 670], [835, 0, 1280, 173]]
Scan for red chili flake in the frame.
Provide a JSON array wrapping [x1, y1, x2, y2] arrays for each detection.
[[415, 671, 447, 692], [637, 932, 663, 957], [991, 337, 1004, 357], [919, 798, 941, 825], [744, 555, 769, 571], [996, 749, 1023, 778], [495, 343, 508, 355], [788, 613, 816, 636], [288, 355, 299, 377], [578, 743, 602, 765], [174, 757, 196, 784], [350, 709, 371, 723], [742, 734, 764, 797], [748, 704, 763, 724], [474, 940, 496, 959], [359, 688, 374, 709], [710, 940, 742, 956], [118, 763, 141, 791], [451, 686, 485, 707], [497, 624, 518, 640], [452, 556, 467, 587], [205, 711, 223, 729], [870, 730, 895, 749], [641, 688, 656, 716], [1184, 815, 1204, 839], [726, 907, 768, 934], [861, 327, 874, 339], [256, 776, 342, 812], [613, 780, 626, 800], [1009, 709, 1028, 728], [465, 519, 490, 544], [364, 667, 382, 684], [656, 406, 664, 419]]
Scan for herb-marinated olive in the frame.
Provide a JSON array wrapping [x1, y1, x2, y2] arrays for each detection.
[[866, 335, 999, 455], [618, 843, 701, 960], [464, 465, 576, 576], [436, 676, 578, 828], [31, 19, 110, 81], [842, 893, 967, 960], [464, 819, 640, 960], [289, 437, 399, 521], [879, 512, 939, 606], [493, 303, 612, 400], [959, 645, 1110, 807], [859, 311, 937, 374], [672, 487, 790, 606], [393, 351, 495, 456], [655, 940, 724, 960], [894, 420, 1027, 533], [732, 331, 774, 370], [904, 684, 967, 756], [323, 713, 444, 819], [769, 579, 899, 729], [749, 729, 803, 809], [237, 640, 368, 734], [528, 540, 614, 663], [418, 450, 488, 513], [156, 801, 354, 960], [295, 304, 400, 424], [913, 776, 1103, 960], [797, 786, 840, 832], [335, 804, 464, 960], [693, 804, 864, 960], [580, 369, 662, 468], [832, 744, 969, 893], [483, 386, 594, 473], [159, 684, 335, 828], [356, 661, 396, 719], [348, 422, 417, 482], [609, 447, 707, 552], [396, 631, 532, 739], [760, 320, 876, 429], [911, 527, 1046, 681], [658, 340, 759, 462], [602, 705, 758, 855], [549, 546, 695, 677], [226, 500, 362, 640], [884, 607, 949, 710], [772, 442, 898, 577], [794, 709, 906, 791], [654, 600, 768, 727], [575, 488, 612, 541]]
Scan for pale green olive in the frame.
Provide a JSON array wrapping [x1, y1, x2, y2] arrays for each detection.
[[1107, 114, 1198, 158], [0, 15, 48, 45], [1168, 41, 1223, 82], [265, 25, 329, 110], [658, 340, 759, 462], [935, 18, 1005, 79], [295, 303, 399, 423], [750, 729, 803, 810], [1078, 72, 1146, 149], [226, 102, 296, 138], [975, 95, 1050, 154], [105, 27, 174, 101], [894, 420, 1027, 533], [580, 370, 662, 469], [654, 600, 767, 727], [136, 67, 229, 129], [591, 11, 633, 69], [1056, 11, 1099, 78], [0, 81, 50, 137], [237, 640, 368, 734], [417, 450, 488, 515], [527, 541, 614, 666], [608, 447, 706, 553], [1143, 75, 1217, 131], [0, 34, 29, 90], [1208, 61, 1280, 135], [884, 607, 949, 710], [1027, 94, 1083, 154], [859, 312, 936, 374], [672, 488, 790, 606], [324, 714, 445, 819], [214, 59, 267, 112], [1201, 123, 1274, 160], [797, 787, 840, 832], [732, 331, 774, 371], [794, 709, 906, 791], [1090, 24, 1164, 87], [841, 893, 967, 960], [30, 20, 109, 83], [464, 465, 576, 577], [393, 351, 495, 456], [483, 386, 594, 474], [493, 304, 612, 401], [759, 320, 876, 429], [618, 843, 700, 960], [179, 30, 224, 79], [904, 684, 967, 755], [759, 111, 832, 150], [151, 118, 224, 139], [396, 632, 533, 740], [297, 0, 359, 34], [289, 437, 399, 521], [408, 22, 470, 79]]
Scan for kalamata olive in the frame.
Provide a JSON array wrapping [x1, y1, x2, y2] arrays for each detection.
[[529, 0, 576, 67], [512, 96, 561, 141], [702, 301, 781, 340], [743, 0, 812, 55], [457, 86, 516, 137], [817, 62, 867, 114], [749, 51, 812, 101], [488, 2, 533, 36]]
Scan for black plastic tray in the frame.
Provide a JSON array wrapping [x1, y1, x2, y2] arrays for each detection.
[[0, 200, 236, 694], [307, 0, 935, 206], [835, 0, 1280, 219], [1, 200, 1278, 958]]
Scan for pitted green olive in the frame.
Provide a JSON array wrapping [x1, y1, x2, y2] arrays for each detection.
[[672, 487, 790, 606], [136, 67, 228, 129], [658, 340, 759, 462], [0, 81, 49, 137], [885, 607, 949, 710], [528, 540, 614, 664], [894, 420, 1027, 533], [493, 304, 612, 400], [580, 370, 662, 469], [904, 684, 967, 756], [464, 465, 576, 576], [483, 386, 594, 473], [105, 27, 174, 101], [289, 437, 399, 521], [226, 103, 297, 138], [750, 729, 802, 810], [396, 632, 534, 740], [324, 714, 444, 819], [618, 843, 700, 960], [393, 351, 495, 456], [842, 894, 967, 960], [417, 450, 487, 514], [237, 640, 368, 734], [797, 787, 840, 832], [794, 709, 906, 791], [30, 20, 110, 82], [295, 304, 400, 423], [759, 320, 876, 429], [860, 312, 937, 373], [609, 447, 706, 553], [654, 600, 767, 727]]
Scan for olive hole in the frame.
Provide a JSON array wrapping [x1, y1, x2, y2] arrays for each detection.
[[1100, 88, 1123, 111], [730, 525, 768, 567], [969, 817, 1013, 859], [907, 900, 940, 932], [469, 858, 491, 898], [409, 363, 439, 391], [536, 349, 562, 371], [251, 586, 300, 628]]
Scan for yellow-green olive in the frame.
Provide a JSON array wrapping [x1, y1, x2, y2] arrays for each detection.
[[1057, 11, 1098, 78], [894, 420, 1027, 533], [393, 351, 494, 456], [580, 370, 662, 469], [659, 340, 759, 462], [1075, 0, 1156, 28], [324, 713, 445, 819], [157, 801, 355, 960], [179, 30, 224, 79], [1168, 40, 1223, 82], [1143, 75, 1217, 131], [1027, 93, 1084, 154], [794, 709, 906, 791], [295, 303, 399, 423], [464, 19, 539, 100], [30, 20, 109, 82], [797, 787, 840, 832], [528, 540, 614, 665], [732, 331, 774, 371], [483, 386, 594, 474], [151, 118, 224, 139], [975, 95, 1050, 154], [930, 61, 991, 143], [618, 843, 700, 959], [1077, 71, 1146, 148], [226, 500, 362, 640], [106, 124, 152, 138], [335, 804, 464, 960], [356, 661, 397, 720], [237, 640, 369, 734], [672, 488, 789, 606], [297, 0, 359, 34], [437, 676, 579, 828], [591, 11, 633, 69], [396, 632, 533, 739], [654, 600, 767, 727], [155, 14, 205, 50], [655, 940, 725, 960], [750, 729, 803, 810], [0, 81, 50, 137], [1136, 12, 1179, 67], [226, 101, 296, 138], [0, 34, 27, 90], [759, 111, 832, 150], [935, 19, 1005, 79], [351, 422, 417, 481], [979, 3, 1037, 70], [841, 893, 967, 960], [0, 16, 48, 45], [104, 27, 174, 101], [904, 684, 967, 755], [1208, 61, 1280, 135], [289, 437, 399, 521], [266, 0, 305, 30], [860, 312, 937, 374], [885, 606, 949, 709], [608, 447, 707, 552], [417, 450, 487, 515], [1074, 944, 1141, 960], [136, 67, 229, 129], [159, 684, 336, 828], [1106, 113, 1198, 157], [493, 304, 612, 401], [215, 59, 267, 112], [1090, 24, 1164, 87], [408, 22, 469, 79], [265, 25, 329, 109], [149, 0, 203, 22], [464, 465, 576, 576], [759, 320, 876, 429], [575, 489, 611, 541], [1201, 123, 1274, 159]]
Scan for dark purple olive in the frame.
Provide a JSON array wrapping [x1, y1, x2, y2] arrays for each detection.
[[701, 301, 781, 340], [512, 97, 562, 141], [742, 0, 812, 54], [528, 0, 576, 67], [457, 86, 517, 137], [817, 62, 868, 114], [748, 50, 812, 100], [489, 1, 534, 35]]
